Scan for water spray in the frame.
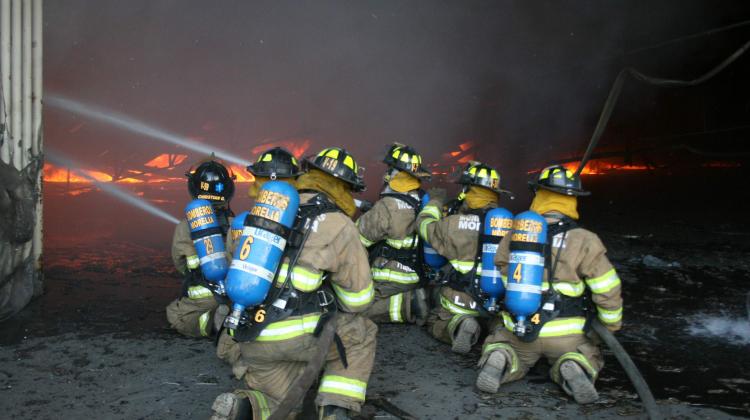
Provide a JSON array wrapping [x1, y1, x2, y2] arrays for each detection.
[[45, 95, 252, 167], [46, 149, 180, 225]]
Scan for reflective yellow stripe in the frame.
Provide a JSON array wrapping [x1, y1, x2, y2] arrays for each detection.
[[501, 312, 586, 337], [449, 259, 476, 274], [420, 205, 441, 220], [546, 281, 585, 297], [372, 268, 419, 285], [198, 311, 211, 337], [188, 285, 213, 299], [359, 234, 375, 248], [597, 306, 623, 324], [419, 219, 433, 241], [389, 293, 403, 322], [250, 391, 270, 420], [482, 342, 519, 374], [440, 295, 479, 316], [186, 255, 200, 269], [332, 282, 374, 308], [585, 268, 621, 294], [318, 375, 367, 401], [385, 235, 418, 249], [552, 351, 599, 381], [256, 313, 321, 342], [277, 264, 323, 292], [539, 317, 586, 337]]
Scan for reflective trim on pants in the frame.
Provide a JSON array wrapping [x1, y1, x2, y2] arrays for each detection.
[[318, 375, 367, 401], [482, 342, 519, 375], [551, 351, 599, 383], [440, 295, 479, 316], [256, 314, 321, 342], [372, 268, 419, 285], [198, 311, 211, 337], [389, 293, 404, 323], [249, 390, 271, 420]]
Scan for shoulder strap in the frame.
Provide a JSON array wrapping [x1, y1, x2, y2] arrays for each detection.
[[379, 192, 420, 216]]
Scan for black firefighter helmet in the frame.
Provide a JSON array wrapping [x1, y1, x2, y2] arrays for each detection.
[[304, 147, 366, 192], [246, 147, 302, 179], [529, 164, 590, 196], [186, 157, 236, 203], [457, 161, 513, 197], [383, 142, 432, 180]]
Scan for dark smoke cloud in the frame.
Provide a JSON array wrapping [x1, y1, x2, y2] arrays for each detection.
[[44, 0, 750, 201]]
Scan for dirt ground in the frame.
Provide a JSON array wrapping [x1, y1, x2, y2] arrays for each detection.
[[0, 259, 739, 419]]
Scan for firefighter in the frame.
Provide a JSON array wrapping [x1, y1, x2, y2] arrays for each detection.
[[416, 161, 512, 353], [211, 147, 377, 420], [358, 143, 431, 325], [217, 147, 303, 372], [165, 157, 235, 338], [476, 165, 623, 404]]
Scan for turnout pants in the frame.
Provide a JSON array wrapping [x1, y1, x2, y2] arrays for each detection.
[[362, 281, 418, 324], [228, 312, 377, 418], [165, 288, 219, 338], [480, 324, 604, 386], [426, 286, 482, 346]]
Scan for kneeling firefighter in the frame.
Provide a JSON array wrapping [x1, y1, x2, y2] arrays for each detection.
[[477, 165, 623, 404], [165, 157, 235, 338], [357, 143, 431, 325], [416, 161, 513, 353], [217, 147, 303, 368], [211, 147, 377, 420]]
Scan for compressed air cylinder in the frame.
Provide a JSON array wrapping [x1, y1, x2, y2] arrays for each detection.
[[228, 211, 251, 257], [421, 193, 448, 269], [224, 181, 299, 329], [504, 210, 547, 336], [184, 199, 229, 283], [479, 207, 513, 311]]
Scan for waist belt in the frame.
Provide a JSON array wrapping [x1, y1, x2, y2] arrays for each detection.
[[517, 289, 590, 342]]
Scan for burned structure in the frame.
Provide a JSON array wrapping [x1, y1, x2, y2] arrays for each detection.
[[0, 0, 43, 320]]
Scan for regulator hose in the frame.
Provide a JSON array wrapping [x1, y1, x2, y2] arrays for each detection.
[[575, 38, 750, 176], [591, 320, 662, 420]]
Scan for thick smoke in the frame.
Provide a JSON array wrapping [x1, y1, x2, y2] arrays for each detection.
[[44, 1, 750, 202]]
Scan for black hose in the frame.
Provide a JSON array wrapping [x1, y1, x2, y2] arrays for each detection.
[[575, 38, 750, 176], [591, 320, 662, 420]]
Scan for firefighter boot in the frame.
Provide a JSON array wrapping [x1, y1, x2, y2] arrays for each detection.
[[319, 405, 351, 420], [210, 393, 251, 420], [452, 316, 479, 354], [476, 350, 507, 393], [560, 360, 599, 404], [411, 288, 429, 326]]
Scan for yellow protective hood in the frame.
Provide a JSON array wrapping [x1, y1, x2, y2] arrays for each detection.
[[465, 186, 499, 210], [388, 171, 421, 193], [248, 177, 298, 199], [295, 169, 357, 218], [530, 188, 579, 220]]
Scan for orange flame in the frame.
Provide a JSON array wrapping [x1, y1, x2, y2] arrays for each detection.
[[144, 153, 188, 169], [43, 163, 113, 183], [229, 165, 256, 183]]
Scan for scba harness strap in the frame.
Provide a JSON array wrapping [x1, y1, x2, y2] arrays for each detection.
[[514, 216, 594, 342], [230, 193, 342, 343], [367, 192, 425, 280]]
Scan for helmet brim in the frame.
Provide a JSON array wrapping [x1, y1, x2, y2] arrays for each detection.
[[528, 181, 591, 196], [304, 158, 366, 192]]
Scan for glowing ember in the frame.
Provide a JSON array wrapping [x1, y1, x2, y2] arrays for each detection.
[[144, 153, 188, 169], [529, 160, 652, 176]]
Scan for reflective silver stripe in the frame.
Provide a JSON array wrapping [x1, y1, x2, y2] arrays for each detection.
[[509, 252, 544, 266], [248, 227, 287, 251], [229, 260, 275, 283], [389, 294, 403, 322], [505, 283, 541, 294], [481, 269, 501, 278], [424, 247, 439, 255], [192, 233, 223, 245], [199, 252, 227, 265]]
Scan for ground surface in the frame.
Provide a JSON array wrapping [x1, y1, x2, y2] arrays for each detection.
[[2, 180, 749, 419]]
